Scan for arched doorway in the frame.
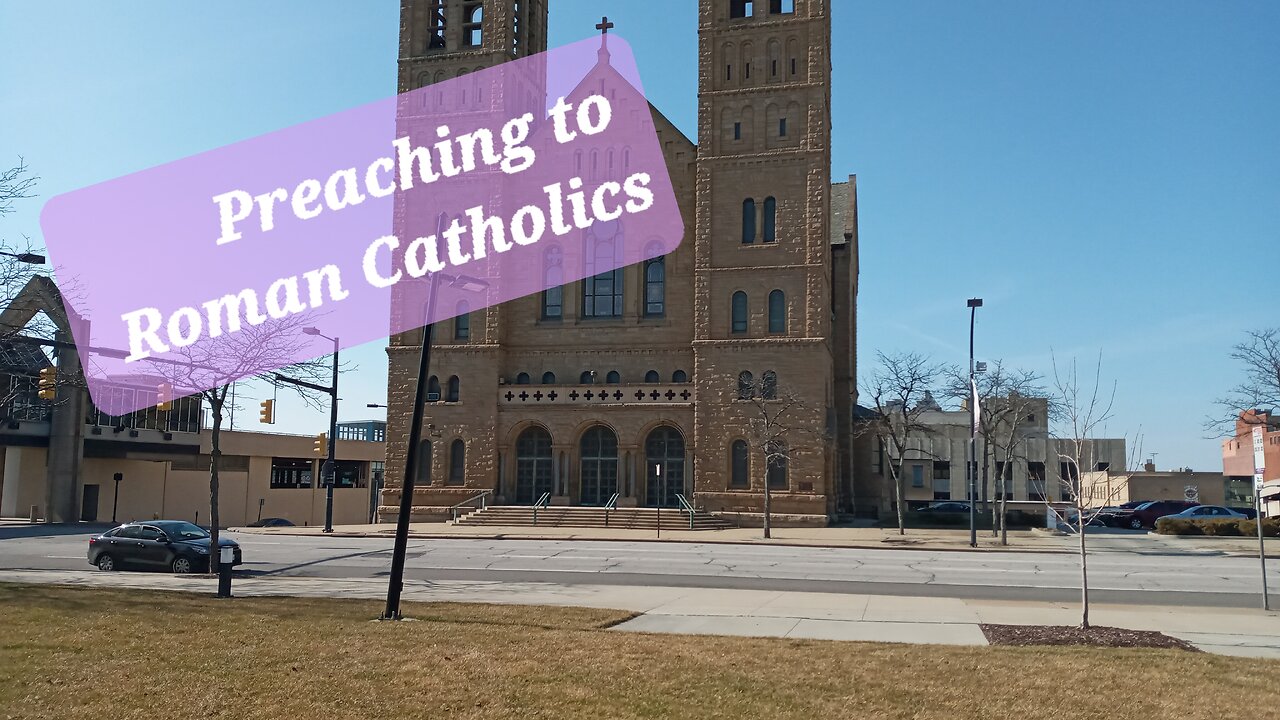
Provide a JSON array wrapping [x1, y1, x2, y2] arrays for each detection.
[[645, 426, 685, 508], [579, 426, 618, 506], [515, 427, 554, 504]]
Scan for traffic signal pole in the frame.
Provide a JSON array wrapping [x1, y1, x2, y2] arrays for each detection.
[[323, 339, 339, 533]]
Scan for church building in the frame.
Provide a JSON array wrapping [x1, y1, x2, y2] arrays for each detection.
[[380, 0, 858, 526]]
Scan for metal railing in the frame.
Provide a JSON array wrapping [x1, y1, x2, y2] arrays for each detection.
[[603, 492, 620, 527], [676, 493, 696, 530], [449, 490, 492, 522], [532, 492, 552, 525]]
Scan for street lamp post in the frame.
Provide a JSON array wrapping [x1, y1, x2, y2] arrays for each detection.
[[383, 272, 488, 621], [967, 298, 983, 548], [302, 327, 340, 534]]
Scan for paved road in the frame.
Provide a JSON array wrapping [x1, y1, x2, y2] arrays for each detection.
[[2, 525, 1276, 607]]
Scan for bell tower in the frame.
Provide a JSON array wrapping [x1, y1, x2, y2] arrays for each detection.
[[398, 0, 548, 93], [692, 0, 838, 517]]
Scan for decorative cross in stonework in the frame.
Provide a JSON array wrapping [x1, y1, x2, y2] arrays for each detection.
[[569, 391, 580, 401], [664, 390, 676, 401], [518, 391, 529, 401], [613, 390, 623, 401], [585, 390, 595, 400], [504, 391, 514, 401], [533, 391, 543, 401], [680, 390, 691, 401], [649, 390, 660, 400], [547, 391, 558, 401], [634, 390, 646, 400], [596, 16, 615, 35]]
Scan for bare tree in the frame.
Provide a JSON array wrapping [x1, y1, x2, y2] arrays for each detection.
[[142, 315, 336, 572], [1213, 328, 1280, 435], [735, 371, 824, 539], [862, 351, 945, 535], [945, 361, 1051, 544], [0, 158, 56, 341], [1048, 352, 1120, 629]]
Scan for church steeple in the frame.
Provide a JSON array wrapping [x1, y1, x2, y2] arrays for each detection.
[[398, 0, 548, 93]]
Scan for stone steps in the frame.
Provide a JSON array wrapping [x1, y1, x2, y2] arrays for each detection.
[[454, 505, 734, 530]]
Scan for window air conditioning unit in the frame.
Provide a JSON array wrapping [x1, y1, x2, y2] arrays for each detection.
[[426, 392, 441, 402]]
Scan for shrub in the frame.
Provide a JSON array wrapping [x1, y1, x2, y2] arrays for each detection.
[[1155, 518, 1202, 535], [1201, 519, 1244, 536], [1239, 518, 1280, 538]]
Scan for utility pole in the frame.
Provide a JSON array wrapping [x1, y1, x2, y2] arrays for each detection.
[[275, 328, 340, 532], [967, 298, 983, 548]]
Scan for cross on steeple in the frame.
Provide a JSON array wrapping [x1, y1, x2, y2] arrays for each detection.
[[596, 16, 615, 35]]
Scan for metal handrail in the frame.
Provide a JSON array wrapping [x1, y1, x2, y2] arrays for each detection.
[[449, 490, 492, 522], [603, 492, 620, 527], [532, 492, 552, 525], [676, 493, 696, 530]]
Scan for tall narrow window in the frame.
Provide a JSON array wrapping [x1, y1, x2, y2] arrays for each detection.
[[542, 247, 563, 319], [427, 0, 447, 50], [731, 291, 749, 334], [454, 300, 470, 340], [446, 376, 460, 402], [583, 222, 624, 318], [464, 4, 483, 47], [448, 439, 465, 485], [415, 440, 432, 483], [770, 0, 795, 14], [541, 372, 556, 385], [644, 256, 665, 316], [766, 441, 788, 489], [741, 199, 756, 244], [768, 289, 786, 333], [779, 117, 788, 137], [427, 375, 442, 401], [737, 371, 754, 400], [730, 0, 750, 19], [733, 122, 742, 141], [763, 197, 777, 243], [762, 370, 777, 400], [731, 440, 749, 488]]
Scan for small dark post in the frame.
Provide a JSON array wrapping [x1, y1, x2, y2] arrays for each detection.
[[111, 472, 123, 523], [217, 547, 233, 598]]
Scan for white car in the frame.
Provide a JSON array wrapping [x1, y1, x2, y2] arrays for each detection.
[[1157, 505, 1248, 522]]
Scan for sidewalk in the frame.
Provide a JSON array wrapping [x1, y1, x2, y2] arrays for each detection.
[[3, 568, 1276, 658], [234, 521, 1262, 556]]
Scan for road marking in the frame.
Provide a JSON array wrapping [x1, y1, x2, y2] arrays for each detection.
[[46, 555, 85, 559]]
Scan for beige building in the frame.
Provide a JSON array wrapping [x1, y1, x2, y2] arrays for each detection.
[[381, 0, 857, 526], [866, 394, 1128, 510], [1080, 465, 1251, 510]]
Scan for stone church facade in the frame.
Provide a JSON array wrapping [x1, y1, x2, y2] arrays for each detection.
[[380, 0, 858, 526]]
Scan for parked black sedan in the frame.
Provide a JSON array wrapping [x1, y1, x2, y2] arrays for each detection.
[[88, 521, 242, 574]]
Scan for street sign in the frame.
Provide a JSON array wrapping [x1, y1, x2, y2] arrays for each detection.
[[1254, 426, 1267, 491]]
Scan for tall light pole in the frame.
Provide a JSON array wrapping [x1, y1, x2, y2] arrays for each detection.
[[967, 298, 983, 548], [302, 327, 340, 533], [383, 272, 488, 621]]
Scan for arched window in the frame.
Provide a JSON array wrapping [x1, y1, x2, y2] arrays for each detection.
[[731, 440, 749, 488], [464, 4, 483, 47], [673, 370, 688, 383], [446, 375, 460, 402], [583, 221, 624, 317], [645, 370, 660, 384], [763, 197, 777, 243], [580, 371, 594, 385], [762, 370, 778, 400], [731, 291, 749, 334], [426, 0, 447, 50], [427, 375, 442, 401], [644, 256, 665, 317], [454, 300, 470, 340], [737, 371, 754, 400], [448, 439, 465, 485], [542, 246, 563, 319], [415, 439, 432, 483], [541, 371, 556, 385], [741, 198, 756, 244], [515, 373, 531, 385], [768, 289, 786, 333], [766, 440, 788, 489], [606, 370, 621, 384]]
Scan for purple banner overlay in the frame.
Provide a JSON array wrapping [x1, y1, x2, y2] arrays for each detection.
[[40, 36, 683, 415]]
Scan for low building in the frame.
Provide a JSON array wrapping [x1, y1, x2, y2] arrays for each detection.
[[1080, 464, 1251, 510], [856, 394, 1127, 514]]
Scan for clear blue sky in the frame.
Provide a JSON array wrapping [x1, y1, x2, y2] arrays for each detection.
[[1, 2, 1276, 471]]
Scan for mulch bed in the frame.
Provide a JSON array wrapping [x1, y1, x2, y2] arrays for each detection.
[[980, 624, 1199, 651]]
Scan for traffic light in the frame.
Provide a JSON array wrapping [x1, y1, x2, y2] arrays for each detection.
[[259, 399, 275, 424], [156, 382, 173, 412], [313, 433, 327, 456], [37, 367, 57, 401]]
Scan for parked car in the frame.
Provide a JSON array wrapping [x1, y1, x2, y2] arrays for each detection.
[[1236, 507, 1259, 520], [916, 502, 971, 514], [88, 521, 242, 574], [1157, 505, 1249, 522], [1095, 500, 1150, 528], [1130, 500, 1201, 529], [248, 517, 295, 528]]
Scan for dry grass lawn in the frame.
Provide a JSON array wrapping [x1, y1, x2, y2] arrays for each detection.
[[0, 583, 1273, 720]]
